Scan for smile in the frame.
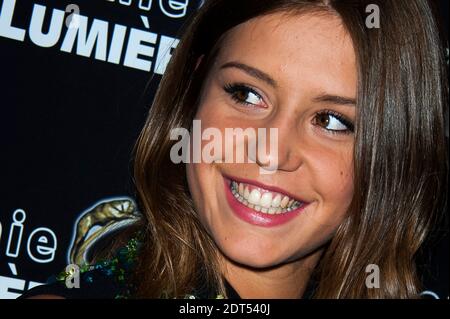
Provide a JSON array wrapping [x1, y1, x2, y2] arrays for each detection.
[[230, 181, 303, 214], [223, 175, 309, 227]]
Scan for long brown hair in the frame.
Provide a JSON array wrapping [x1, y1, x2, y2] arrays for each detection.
[[131, 0, 448, 298]]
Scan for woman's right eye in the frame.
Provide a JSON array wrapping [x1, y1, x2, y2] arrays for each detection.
[[223, 83, 266, 108]]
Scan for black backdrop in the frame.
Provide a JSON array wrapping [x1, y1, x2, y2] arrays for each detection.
[[0, 0, 448, 299], [0, 0, 202, 298]]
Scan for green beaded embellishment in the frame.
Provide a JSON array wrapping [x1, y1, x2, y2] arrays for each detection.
[[55, 236, 141, 299]]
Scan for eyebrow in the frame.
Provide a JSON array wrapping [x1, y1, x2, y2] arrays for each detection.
[[220, 61, 356, 106], [220, 61, 278, 87], [312, 93, 356, 106]]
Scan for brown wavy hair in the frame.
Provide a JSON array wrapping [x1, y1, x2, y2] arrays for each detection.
[[130, 0, 448, 298]]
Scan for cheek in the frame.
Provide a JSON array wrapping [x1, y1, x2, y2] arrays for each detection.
[[186, 162, 213, 231], [186, 156, 225, 233], [186, 97, 228, 223], [312, 147, 354, 214], [187, 163, 212, 209]]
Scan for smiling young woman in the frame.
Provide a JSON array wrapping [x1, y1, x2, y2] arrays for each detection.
[[129, 0, 447, 299], [21, 0, 447, 299]]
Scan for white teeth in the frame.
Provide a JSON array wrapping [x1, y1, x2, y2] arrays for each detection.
[[280, 196, 289, 208], [248, 189, 261, 205], [243, 186, 250, 200], [260, 192, 273, 208], [238, 183, 244, 196], [271, 194, 281, 207], [230, 180, 304, 215]]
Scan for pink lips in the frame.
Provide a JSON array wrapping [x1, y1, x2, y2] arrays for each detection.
[[223, 175, 308, 227]]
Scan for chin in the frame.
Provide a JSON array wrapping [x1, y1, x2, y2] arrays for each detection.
[[216, 236, 293, 269]]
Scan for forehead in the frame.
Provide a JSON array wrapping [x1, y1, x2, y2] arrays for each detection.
[[213, 11, 357, 97]]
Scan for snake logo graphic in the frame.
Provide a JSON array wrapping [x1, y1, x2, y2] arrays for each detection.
[[68, 197, 141, 265]]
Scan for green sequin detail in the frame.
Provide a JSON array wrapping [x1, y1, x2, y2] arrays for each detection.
[[56, 236, 141, 299]]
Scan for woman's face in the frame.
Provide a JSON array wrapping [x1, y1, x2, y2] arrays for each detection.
[[187, 11, 356, 268]]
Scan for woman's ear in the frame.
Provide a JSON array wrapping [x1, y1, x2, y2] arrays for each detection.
[[195, 54, 205, 71]]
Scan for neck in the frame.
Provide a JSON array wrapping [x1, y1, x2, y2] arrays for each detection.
[[220, 249, 324, 299]]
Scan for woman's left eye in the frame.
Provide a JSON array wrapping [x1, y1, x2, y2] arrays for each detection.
[[313, 111, 354, 134], [223, 83, 265, 107]]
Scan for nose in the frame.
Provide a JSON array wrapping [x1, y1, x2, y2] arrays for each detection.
[[250, 115, 303, 173]]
